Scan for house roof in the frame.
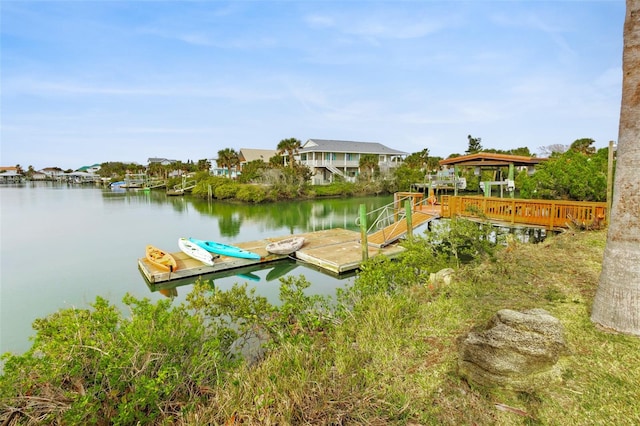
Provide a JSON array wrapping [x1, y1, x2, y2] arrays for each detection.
[[439, 153, 547, 167], [147, 158, 177, 164], [239, 148, 278, 163], [300, 139, 407, 156], [76, 163, 101, 172]]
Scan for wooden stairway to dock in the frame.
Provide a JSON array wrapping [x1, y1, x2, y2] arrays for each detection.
[[367, 211, 436, 248]]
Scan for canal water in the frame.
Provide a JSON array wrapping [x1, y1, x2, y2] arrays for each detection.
[[0, 182, 394, 355]]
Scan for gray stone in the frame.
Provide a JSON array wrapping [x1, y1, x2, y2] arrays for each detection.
[[429, 268, 455, 286], [457, 308, 568, 391]]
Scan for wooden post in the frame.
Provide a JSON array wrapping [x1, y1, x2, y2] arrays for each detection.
[[606, 140, 614, 225], [508, 163, 515, 199], [454, 166, 459, 196], [405, 200, 413, 242], [483, 181, 491, 197], [360, 204, 368, 262]]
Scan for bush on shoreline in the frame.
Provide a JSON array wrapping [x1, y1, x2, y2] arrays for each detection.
[[2, 225, 639, 425], [191, 176, 391, 203]]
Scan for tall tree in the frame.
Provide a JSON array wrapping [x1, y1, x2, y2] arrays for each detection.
[[217, 148, 239, 179], [465, 135, 483, 154], [276, 138, 302, 169], [591, 0, 640, 336], [538, 144, 569, 157], [359, 154, 379, 180], [569, 138, 597, 155], [197, 159, 212, 172], [403, 148, 430, 170]]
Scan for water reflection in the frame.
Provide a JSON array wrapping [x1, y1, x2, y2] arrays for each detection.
[[104, 190, 394, 238], [143, 259, 356, 302]]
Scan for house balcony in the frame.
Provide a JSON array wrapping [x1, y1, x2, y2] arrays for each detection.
[[300, 159, 361, 168]]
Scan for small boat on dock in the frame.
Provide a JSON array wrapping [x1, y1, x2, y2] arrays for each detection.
[[266, 236, 305, 255], [178, 238, 215, 266], [189, 237, 261, 260], [146, 245, 178, 272]]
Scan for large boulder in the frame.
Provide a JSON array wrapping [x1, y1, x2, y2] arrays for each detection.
[[457, 308, 568, 391]]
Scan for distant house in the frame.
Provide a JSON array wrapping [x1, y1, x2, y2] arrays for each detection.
[[147, 158, 177, 166], [40, 167, 66, 179], [0, 167, 23, 183], [30, 171, 48, 181], [76, 163, 101, 173], [209, 158, 239, 179], [66, 171, 102, 184], [239, 148, 277, 171], [295, 139, 407, 185]]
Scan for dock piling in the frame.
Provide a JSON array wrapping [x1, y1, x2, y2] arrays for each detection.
[[360, 204, 368, 262]]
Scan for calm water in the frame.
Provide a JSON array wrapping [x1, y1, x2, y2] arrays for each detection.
[[0, 182, 393, 355]]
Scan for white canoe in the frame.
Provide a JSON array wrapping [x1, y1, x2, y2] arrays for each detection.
[[178, 237, 215, 266], [266, 236, 305, 255]]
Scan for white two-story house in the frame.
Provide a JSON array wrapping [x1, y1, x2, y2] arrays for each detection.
[[294, 139, 407, 185]]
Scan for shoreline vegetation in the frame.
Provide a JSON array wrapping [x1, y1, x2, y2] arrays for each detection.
[[2, 221, 638, 425]]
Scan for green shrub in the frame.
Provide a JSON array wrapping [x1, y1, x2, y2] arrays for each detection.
[[0, 295, 232, 424], [313, 182, 355, 197], [236, 185, 267, 203], [214, 183, 239, 200], [191, 176, 229, 198]]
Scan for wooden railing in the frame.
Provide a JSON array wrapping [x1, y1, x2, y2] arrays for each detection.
[[440, 195, 607, 230]]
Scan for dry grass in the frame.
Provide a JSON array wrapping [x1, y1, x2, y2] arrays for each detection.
[[186, 230, 640, 425]]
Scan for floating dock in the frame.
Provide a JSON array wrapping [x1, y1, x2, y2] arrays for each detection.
[[138, 228, 406, 284]]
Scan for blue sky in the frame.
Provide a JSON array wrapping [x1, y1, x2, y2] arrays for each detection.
[[1, 0, 625, 170]]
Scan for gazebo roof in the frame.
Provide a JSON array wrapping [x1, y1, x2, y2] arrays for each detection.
[[439, 152, 546, 167]]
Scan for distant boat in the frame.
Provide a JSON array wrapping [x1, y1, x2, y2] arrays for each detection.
[[265, 237, 305, 255], [178, 238, 215, 266], [188, 237, 261, 260], [146, 245, 178, 272], [110, 181, 125, 188]]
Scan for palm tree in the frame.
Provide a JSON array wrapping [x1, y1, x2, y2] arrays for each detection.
[[359, 154, 379, 180], [465, 135, 483, 154], [591, 0, 640, 336], [217, 148, 239, 178], [277, 138, 302, 169]]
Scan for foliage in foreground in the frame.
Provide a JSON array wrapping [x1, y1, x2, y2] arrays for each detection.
[[2, 225, 640, 425]]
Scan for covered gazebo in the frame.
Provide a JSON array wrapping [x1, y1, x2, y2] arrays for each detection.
[[438, 153, 547, 197]]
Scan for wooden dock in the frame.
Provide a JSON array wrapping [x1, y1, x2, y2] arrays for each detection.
[[138, 228, 405, 284]]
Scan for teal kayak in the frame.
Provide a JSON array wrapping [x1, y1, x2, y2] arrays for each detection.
[[188, 237, 261, 260]]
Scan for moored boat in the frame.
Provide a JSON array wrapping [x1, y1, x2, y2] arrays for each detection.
[[146, 245, 178, 272], [188, 237, 261, 260], [178, 238, 215, 266], [265, 236, 305, 255]]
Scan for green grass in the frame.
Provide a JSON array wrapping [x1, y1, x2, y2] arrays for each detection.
[[189, 230, 640, 425]]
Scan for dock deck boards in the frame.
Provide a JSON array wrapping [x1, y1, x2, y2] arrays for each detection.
[[138, 228, 406, 284]]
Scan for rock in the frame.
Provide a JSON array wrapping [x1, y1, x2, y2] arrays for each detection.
[[429, 268, 455, 286], [457, 308, 568, 391]]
